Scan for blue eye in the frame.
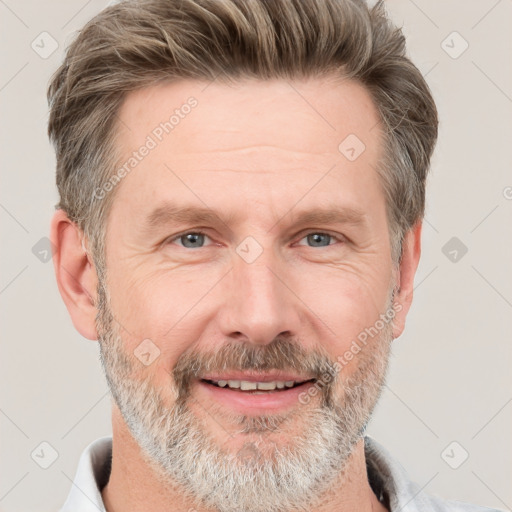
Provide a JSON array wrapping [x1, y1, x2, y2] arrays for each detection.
[[174, 231, 209, 248], [167, 231, 341, 250], [298, 233, 338, 247]]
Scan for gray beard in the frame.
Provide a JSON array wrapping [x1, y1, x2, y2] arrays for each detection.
[[96, 282, 392, 512]]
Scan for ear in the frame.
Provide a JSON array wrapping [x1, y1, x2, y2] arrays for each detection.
[[50, 210, 99, 340], [392, 222, 422, 339]]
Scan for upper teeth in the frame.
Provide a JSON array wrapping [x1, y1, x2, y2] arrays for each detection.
[[213, 380, 300, 390]]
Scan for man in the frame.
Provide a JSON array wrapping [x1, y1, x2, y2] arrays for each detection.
[[48, 0, 499, 511]]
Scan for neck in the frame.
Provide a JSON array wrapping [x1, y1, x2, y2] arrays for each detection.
[[102, 406, 388, 512]]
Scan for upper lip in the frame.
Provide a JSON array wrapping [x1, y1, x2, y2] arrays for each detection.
[[200, 372, 315, 383]]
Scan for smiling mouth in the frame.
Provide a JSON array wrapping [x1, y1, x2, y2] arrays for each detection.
[[200, 378, 316, 393]]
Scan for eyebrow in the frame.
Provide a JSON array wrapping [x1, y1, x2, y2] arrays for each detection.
[[144, 205, 234, 232], [283, 206, 367, 231], [141, 202, 367, 236]]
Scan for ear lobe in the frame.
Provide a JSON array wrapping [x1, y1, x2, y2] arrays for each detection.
[[50, 210, 99, 340], [392, 222, 422, 339]]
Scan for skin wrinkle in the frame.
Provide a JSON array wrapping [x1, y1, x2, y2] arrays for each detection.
[[170, 145, 338, 156]]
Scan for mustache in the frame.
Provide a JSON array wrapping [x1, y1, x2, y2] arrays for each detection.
[[172, 336, 339, 403]]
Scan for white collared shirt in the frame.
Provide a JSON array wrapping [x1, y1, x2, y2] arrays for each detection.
[[59, 435, 502, 512]]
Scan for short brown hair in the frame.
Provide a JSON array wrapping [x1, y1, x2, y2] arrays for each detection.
[[48, 0, 438, 268]]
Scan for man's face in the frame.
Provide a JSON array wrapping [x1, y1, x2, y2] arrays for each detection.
[[97, 77, 398, 511]]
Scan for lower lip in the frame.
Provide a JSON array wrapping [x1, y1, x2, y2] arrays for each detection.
[[195, 379, 316, 414]]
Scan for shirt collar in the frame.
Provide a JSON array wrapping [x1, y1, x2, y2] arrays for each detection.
[[60, 436, 111, 512]]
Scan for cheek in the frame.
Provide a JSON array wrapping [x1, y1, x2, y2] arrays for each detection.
[[107, 264, 220, 355], [298, 265, 391, 354]]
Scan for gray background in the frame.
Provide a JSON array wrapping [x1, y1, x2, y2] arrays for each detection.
[[1, 1, 511, 511]]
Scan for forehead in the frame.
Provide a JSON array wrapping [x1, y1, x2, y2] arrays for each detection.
[[109, 77, 384, 228], [117, 76, 380, 155]]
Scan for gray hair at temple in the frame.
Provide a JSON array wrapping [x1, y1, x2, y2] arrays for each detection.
[[47, 0, 438, 273]]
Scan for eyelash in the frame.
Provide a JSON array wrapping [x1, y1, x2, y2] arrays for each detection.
[[167, 230, 345, 248]]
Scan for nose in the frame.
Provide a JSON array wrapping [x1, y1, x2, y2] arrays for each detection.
[[217, 251, 302, 346]]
